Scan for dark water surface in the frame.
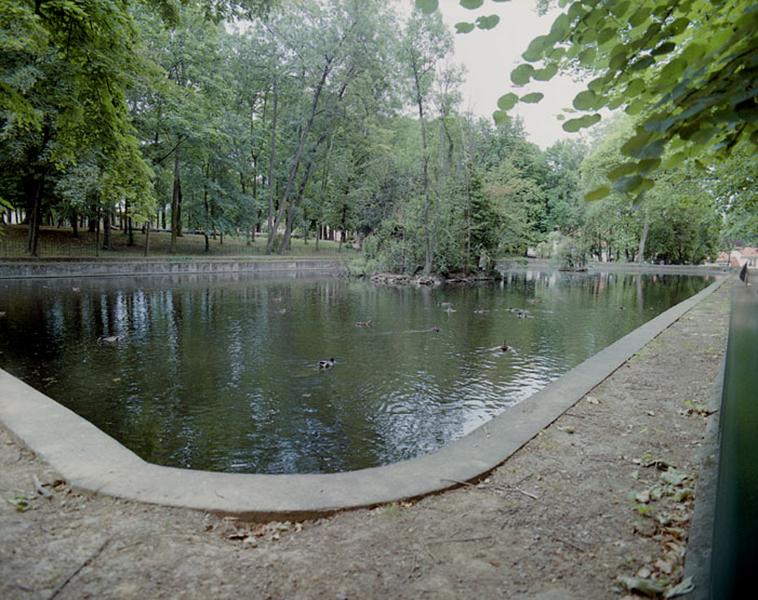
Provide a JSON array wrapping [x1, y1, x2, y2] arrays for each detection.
[[0, 270, 711, 474]]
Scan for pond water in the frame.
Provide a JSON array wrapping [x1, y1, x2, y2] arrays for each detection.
[[0, 270, 711, 474]]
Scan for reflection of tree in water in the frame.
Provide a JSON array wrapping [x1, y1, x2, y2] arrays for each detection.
[[0, 271, 713, 474]]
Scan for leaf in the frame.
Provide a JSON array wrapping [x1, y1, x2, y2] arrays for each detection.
[[533, 63, 558, 81], [665, 577, 695, 598], [621, 130, 654, 156], [522, 35, 551, 62], [492, 110, 510, 126], [476, 15, 500, 30], [596, 27, 615, 45], [613, 174, 648, 194], [520, 92, 544, 104], [662, 151, 688, 169], [548, 13, 570, 41], [459, 0, 484, 9], [617, 575, 666, 597], [415, 0, 438, 14], [578, 47, 596, 66], [607, 162, 638, 180], [562, 113, 601, 132], [510, 64, 535, 86], [497, 93, 518, 111], [652, 41, 676, 56], [609, 51, 629, 72], [660, 468, 688, 486], [630, 56, 655, 71], [573, 90, 601, 111], [629, 7, 650, 27], [455, 22, 475, 34], [625, 79, 645, 97], [585, 186, 610, 201], [668, 17, 690, 35]]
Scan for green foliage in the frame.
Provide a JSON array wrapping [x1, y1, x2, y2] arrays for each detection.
[[442, 0, 757, 204], [553, 234, 587, 271], [1, 0, 735, 270]]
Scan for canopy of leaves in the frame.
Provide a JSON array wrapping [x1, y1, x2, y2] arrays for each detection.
[[444, 0, 758, 202]]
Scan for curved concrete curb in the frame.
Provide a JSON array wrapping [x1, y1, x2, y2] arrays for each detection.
[[0, 278, 726, 521]]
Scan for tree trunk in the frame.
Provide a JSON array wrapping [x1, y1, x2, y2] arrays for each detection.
[[25, 176, 43, 257], [411, 59, 432, 275], [266, 80, 278, 239], [170, 147, 182, 253], [144, 224, 150, 257], [267, 58, 333, 254], [102, 207, 112, 250], [637, 217, 649, 263]]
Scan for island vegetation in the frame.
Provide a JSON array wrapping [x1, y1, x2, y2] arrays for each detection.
[[1, 0, 755, 273]]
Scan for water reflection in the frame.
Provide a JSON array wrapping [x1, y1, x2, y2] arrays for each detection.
[[0, 271, 711, 473]]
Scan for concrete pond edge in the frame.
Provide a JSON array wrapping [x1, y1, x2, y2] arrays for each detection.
[[0, 277, 726, 521]]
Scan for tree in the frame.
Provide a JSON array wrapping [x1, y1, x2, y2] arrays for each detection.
[[419, 0, 757, 206], [1, 0, 155, 255], [400, 8, 452, 274]]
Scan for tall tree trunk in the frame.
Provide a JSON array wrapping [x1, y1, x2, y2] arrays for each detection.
[[266, 80, 278, 238], [170, 147, 182, 253], [71, 211, 79, 238], [282, 152, 318, 251], [637, 216, 650, 263], [267, 58, 333, 254], [144, 223, 150, 257], [25, 176, 43, 257], [95, 209, 100, 257], [412, 60, 432, 275], [102, 207, 112, 250]]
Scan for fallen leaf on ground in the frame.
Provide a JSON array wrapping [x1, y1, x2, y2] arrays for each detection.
[[660, 468, 688, 487], [655, 559, 673, 575], [617, 575, 666, 597], [665, 577, 694, 598]]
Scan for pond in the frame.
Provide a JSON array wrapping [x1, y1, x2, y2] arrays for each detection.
[[0, 270, 712, 474]]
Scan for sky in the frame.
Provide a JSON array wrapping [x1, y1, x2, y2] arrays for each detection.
[[431, 1, 587, 149]]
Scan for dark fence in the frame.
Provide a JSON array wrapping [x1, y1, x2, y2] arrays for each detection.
[[709, 275, 758, 596]]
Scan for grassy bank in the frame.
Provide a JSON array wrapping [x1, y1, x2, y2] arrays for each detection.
[[0, 225, 356, 260]]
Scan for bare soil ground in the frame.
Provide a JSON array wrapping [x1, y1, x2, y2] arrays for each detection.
[[0, 281, 731, 600]]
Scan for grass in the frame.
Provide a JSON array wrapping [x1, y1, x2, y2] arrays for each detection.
[[0, 224, 357, 260]]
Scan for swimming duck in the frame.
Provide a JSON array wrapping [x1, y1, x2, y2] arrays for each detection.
[[318, 358, 336, 369], [500, 341, 510, 352], [99, 335, 120, 344], [431, 325, 440, 332], [355, 320, 372, 328]]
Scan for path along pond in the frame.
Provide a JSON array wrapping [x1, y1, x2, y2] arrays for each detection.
[[0, 270, 712, 475]]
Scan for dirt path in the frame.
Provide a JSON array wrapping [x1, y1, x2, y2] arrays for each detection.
[[0, 281, 731, 600]]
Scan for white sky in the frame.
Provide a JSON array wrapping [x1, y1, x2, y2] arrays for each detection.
[[432, 0, 586, 148]]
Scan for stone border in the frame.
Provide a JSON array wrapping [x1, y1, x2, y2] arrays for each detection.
[[0, 257, 347, 279], [0, 278, 725, 521]]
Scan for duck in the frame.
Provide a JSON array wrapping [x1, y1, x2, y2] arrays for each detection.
[[355, 319, 372, 328], [98, 335, 120, 344], [431, 325, 440, 332], [500, 341, 510, 352], [318, 358, 336, 369]]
